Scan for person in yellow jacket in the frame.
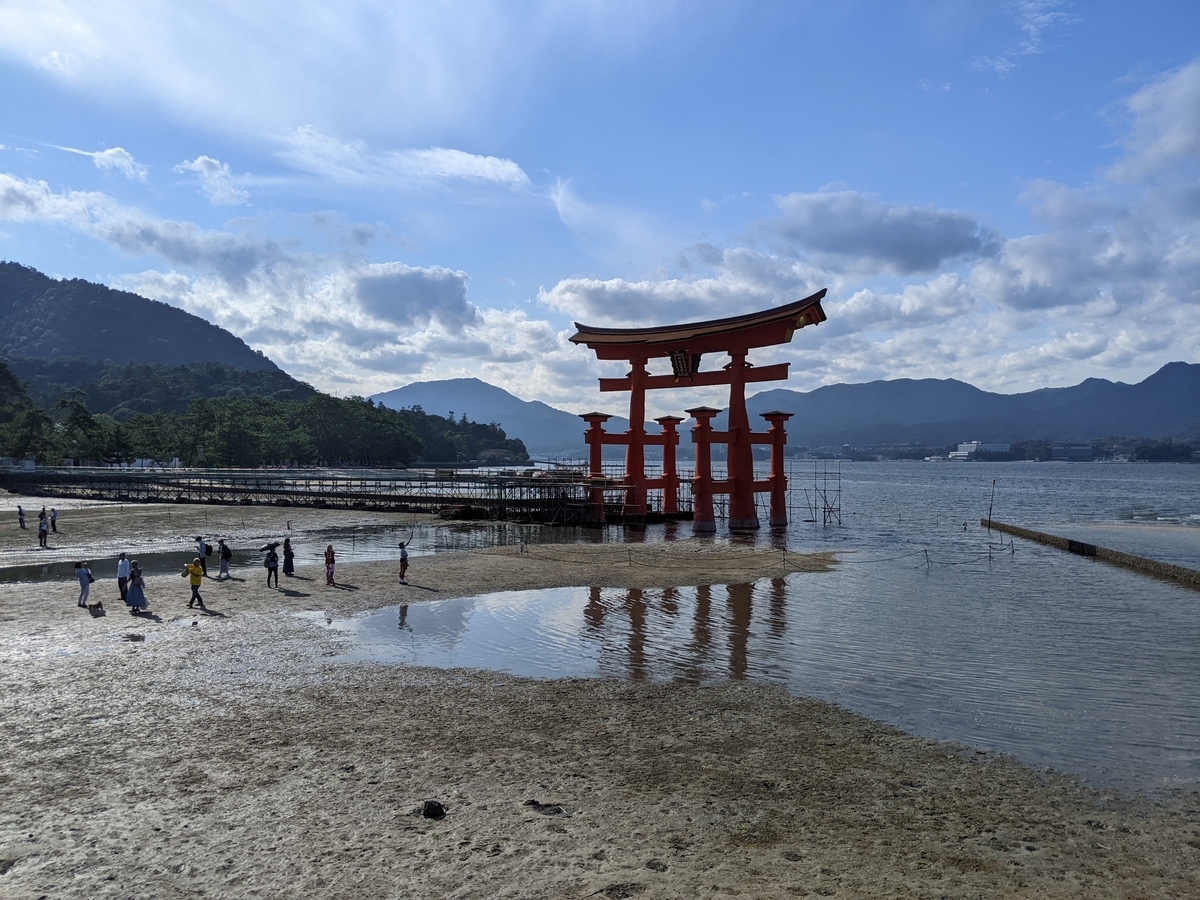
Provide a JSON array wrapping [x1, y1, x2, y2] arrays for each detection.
[[182, 557, 205, 609]]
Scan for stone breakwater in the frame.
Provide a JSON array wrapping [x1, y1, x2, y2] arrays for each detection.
[[982, 518, 1200, 588]]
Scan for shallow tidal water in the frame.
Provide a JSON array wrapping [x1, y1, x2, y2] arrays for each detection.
[[306, 461, 1200, 797]]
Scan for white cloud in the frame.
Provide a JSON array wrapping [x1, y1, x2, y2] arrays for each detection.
[[278, 127, 529, 191], [539, 246, 825, 327], [1107, 58, 1200, 183], [117, 265, 588, 400], [92, 147, 146, 180], [50, 144, 147, 180], [176, 156, 249, 205]]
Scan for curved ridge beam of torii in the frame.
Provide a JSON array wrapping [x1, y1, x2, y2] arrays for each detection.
[[569, 288, 828, 530]]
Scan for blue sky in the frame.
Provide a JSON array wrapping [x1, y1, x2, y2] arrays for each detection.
[[0, 1, 1197, 416]]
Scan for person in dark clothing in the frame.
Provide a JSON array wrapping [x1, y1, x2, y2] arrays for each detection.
[[265, 547, 279, 588], [217, 539, 233, 579]]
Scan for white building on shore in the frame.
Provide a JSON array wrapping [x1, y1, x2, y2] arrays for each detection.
[[948, 441, 1010, 460]]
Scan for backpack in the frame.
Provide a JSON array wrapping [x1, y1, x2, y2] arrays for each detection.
[[205, 544, 213, 556], [221, 545, 232, 560]]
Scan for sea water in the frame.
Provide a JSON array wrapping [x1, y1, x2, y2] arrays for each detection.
[[306, 461, 1200, 796]]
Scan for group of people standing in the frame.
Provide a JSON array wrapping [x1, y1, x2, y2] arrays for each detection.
[[262, 537, 296, 587], [17, 505, 57, 547], [66, 527, 415, 614], [74, 552, 147, 615]]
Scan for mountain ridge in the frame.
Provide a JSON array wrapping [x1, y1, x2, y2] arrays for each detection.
[[371, 377, 631, 457], [375, 363, 1200, 455], [0, 261, 278, 371]]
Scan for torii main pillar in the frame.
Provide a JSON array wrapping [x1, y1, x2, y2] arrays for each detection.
[[571, 289, 827, 529]]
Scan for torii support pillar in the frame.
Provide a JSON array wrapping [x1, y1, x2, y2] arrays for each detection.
[[582, 412, 613, 524], [688, 406, 719, 533], [655, 415, 683, 515], [761, 411, 793, 528], [725, 349, 758, 530]]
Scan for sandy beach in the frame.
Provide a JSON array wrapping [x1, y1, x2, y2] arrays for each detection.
[[0, 503, 1197, 898]]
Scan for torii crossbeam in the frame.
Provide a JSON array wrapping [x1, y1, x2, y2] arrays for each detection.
[[570, 288, 827, 530]]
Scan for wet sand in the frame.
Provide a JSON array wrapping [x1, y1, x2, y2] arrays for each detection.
[[1, 503, 1197, 898]]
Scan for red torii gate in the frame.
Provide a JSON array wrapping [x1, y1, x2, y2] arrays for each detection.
[[569, 289, 827, 530]]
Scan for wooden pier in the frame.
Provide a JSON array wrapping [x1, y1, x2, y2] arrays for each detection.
[[1, 467, 697, 526]]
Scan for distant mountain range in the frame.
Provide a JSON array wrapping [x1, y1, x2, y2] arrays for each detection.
[[374, 363, 1200, 456], [371, 378, 630, 457], [736, 362, 1200, 449]]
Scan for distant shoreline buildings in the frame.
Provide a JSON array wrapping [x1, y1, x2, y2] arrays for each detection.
[[947, 441, 1011, 460]]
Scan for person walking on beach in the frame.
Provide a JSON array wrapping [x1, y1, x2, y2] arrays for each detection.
[[217, 539, 232, 579], [282, 538, 295, 577], [37, 512, 48, 548], [116, 552, 131, 605], [127, 561, 148, 615], [265, 545, 279, 588], [324, 544, 336, 585], [75, 561, 94, 608], [182, 557, 205, 608], [17, 505, 24, 529], [195, 537, 209, 576], [398, 540, 410, 585], [49, 508, 57, 533]]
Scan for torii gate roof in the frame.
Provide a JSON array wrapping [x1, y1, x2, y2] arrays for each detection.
[[570, 289, 827, 360]]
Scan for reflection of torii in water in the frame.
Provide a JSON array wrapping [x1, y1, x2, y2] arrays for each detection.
[[571, 290, 827, 530], [583, 579, 791, 681]]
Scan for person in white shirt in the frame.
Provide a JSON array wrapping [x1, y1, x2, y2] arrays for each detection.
[[116, 552, 131, 605]]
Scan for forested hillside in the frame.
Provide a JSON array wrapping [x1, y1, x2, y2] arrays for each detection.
[[6, 357, 316, 418], [0, 262, 278, 370], [0, 362, 526, 467]]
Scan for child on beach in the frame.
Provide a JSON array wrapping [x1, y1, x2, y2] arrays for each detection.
[[324, 544, 336, 585], [398, 540, 409, 585]]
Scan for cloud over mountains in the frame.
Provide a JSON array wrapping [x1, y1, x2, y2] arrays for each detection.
[[0, 6, 1196, 413]]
